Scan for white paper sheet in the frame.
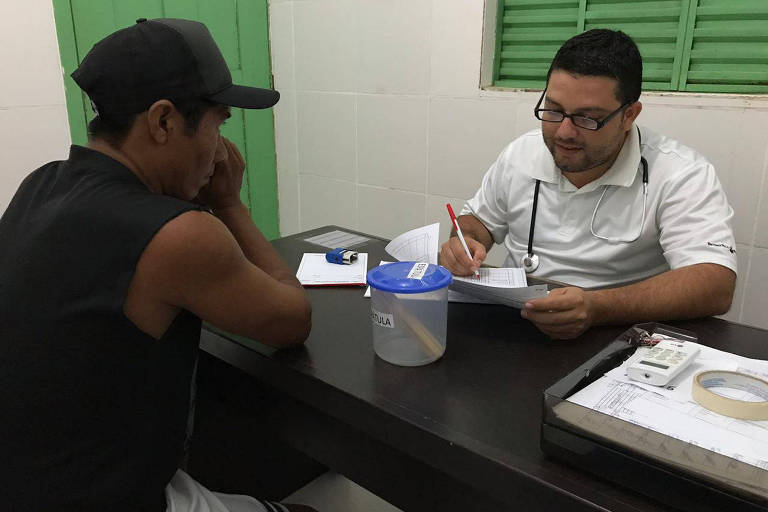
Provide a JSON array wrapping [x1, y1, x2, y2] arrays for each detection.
[[304, 230, 371, 249], [447, 289, 497, 304], [384, 223, 440, 264], [296, 253, 368, 286], [606, 342, 768, 403], [453, 267, 528, 287], [449, 267, 548, 308], [605, 342, 740, 402], [379, 224, 545, 307], [567, 344, 768, 470]]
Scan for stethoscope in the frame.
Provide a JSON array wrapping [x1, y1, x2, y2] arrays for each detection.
[[521, 127, 649, 273]]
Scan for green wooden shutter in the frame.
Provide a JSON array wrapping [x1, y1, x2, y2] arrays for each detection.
[[679, 0, 768, 93], [494, 0, 690, 91], [494, 0, 768, 95], [582, 0, 690, 91], [494, 0, 580, 89]]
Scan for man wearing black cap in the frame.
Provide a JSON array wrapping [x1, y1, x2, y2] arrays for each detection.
[[0, 19, 315, 512]]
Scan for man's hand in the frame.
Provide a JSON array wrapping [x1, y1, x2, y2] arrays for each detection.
[[440, 236, 486, 276], [196, 137, 245, 211], [521, 287, 595, 339]]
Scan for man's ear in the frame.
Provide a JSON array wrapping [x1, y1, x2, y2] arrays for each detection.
[[623, 101, 642, 131], [146, 100, 177, 144]]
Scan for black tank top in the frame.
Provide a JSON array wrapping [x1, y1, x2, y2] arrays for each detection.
[[0, 146, 204, 511]]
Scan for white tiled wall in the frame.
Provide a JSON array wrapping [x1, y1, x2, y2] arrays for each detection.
[[269, 0, 768, 329], [356, 0, 432, 95], [297, 91, 357, 180], [357, 94, 428, 193], [1, 0, 70, 213]]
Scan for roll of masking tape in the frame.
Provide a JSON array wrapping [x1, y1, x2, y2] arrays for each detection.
[[691, 370, 768, 421]]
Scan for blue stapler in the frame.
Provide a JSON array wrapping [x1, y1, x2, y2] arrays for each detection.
[[325, 248, 358, 265]]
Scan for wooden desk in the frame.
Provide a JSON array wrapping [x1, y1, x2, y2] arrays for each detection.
[[198, 226, 768, 511]]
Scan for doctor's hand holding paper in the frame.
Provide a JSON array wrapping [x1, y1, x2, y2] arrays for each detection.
[[440, 29, 737, 340]]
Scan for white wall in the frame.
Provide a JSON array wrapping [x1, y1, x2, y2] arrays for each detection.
[[269, 0, 768, 329], [1, 0, 71, 213]]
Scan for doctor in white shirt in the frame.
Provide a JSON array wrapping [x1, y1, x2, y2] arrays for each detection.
[[440, 29, 736, 340]]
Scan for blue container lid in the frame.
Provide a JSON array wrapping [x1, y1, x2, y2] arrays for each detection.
[[367, 262, 453, 294]]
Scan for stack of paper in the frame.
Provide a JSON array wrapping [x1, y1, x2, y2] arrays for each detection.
[[450, 268, 548, 308], [384, 223, 441, 264], [557, 343, 768, 495], [296, 252, 368, 286], [377, 223, 547, 307]]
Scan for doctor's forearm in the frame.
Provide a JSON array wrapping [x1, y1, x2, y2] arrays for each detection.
[[586, 263, 736, 325], [455, 215, 494, 251]]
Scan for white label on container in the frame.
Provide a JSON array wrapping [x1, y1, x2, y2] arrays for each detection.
[[407, 262, 429, 279], [371, 309, 395, 329]]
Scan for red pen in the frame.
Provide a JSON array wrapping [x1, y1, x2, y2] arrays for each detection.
[[446, 203, 480, 277]]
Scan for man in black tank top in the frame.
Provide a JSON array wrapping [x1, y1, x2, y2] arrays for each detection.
[[0, 18, 315, 512]]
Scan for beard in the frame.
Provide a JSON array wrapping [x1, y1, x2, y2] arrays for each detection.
[[543, 131, 624, 174]]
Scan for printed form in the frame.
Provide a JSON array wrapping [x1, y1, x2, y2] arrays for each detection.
[[381, 223, 547, 307], [559, 343, 768, 492], [451, 268, 548, 308], [304, 230, 371, 249], [296, 253, 368, 286], [384, 223, 440, 264]]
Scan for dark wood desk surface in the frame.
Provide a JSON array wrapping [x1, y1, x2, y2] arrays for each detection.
[[200, 226, 768, 512]]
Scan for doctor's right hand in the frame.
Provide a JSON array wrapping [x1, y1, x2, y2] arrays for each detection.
[[440, 236, 486, 276]]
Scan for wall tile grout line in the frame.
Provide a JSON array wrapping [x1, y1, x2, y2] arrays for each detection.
[[737, 140, 768, 323], [288, 0, 302, 233], [423, 0, 434, 227]]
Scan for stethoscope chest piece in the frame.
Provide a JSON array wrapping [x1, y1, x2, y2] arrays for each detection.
[[521, 253, 539, 273]]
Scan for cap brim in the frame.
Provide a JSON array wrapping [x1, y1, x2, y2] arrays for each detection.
[[207, 84, 280, 109]]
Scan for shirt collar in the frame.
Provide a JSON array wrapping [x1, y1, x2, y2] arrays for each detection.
[[528, 126, 643, 194], [528, 130, 560, 184]]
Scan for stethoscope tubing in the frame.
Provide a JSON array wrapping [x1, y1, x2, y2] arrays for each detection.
[[589, 161, 648, 243], [522, 127, 648, 273], [527, 179, 541, 258]]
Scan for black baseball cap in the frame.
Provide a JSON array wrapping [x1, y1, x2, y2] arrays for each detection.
[[72, 18, 279, 115]]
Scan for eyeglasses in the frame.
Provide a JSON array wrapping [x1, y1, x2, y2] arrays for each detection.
[[533, 89, 632, 131]]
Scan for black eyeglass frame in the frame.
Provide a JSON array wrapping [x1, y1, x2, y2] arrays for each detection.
[[533, 89, 633, 131]]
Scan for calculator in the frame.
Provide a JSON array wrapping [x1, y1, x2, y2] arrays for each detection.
[[627, 338, 700, 386]]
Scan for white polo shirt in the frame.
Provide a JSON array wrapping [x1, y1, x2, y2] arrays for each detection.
[[463, 126, 737, 289]]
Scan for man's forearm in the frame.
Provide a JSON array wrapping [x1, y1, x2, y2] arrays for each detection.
[[212, 202, 302, 288], [588, 263, 736, 326]]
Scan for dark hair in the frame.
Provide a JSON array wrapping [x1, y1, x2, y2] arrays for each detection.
[[87, 97, 217, 147], [547, 29, 642, 105]]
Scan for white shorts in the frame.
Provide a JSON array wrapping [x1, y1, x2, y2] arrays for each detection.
[[166, 469, 289, 512]]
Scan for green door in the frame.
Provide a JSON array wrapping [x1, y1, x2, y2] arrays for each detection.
[[52, 0, 280, 239]]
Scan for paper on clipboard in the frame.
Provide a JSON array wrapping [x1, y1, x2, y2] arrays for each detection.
[[296, 253, 368, 286], [564, 343, 768, 472]]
